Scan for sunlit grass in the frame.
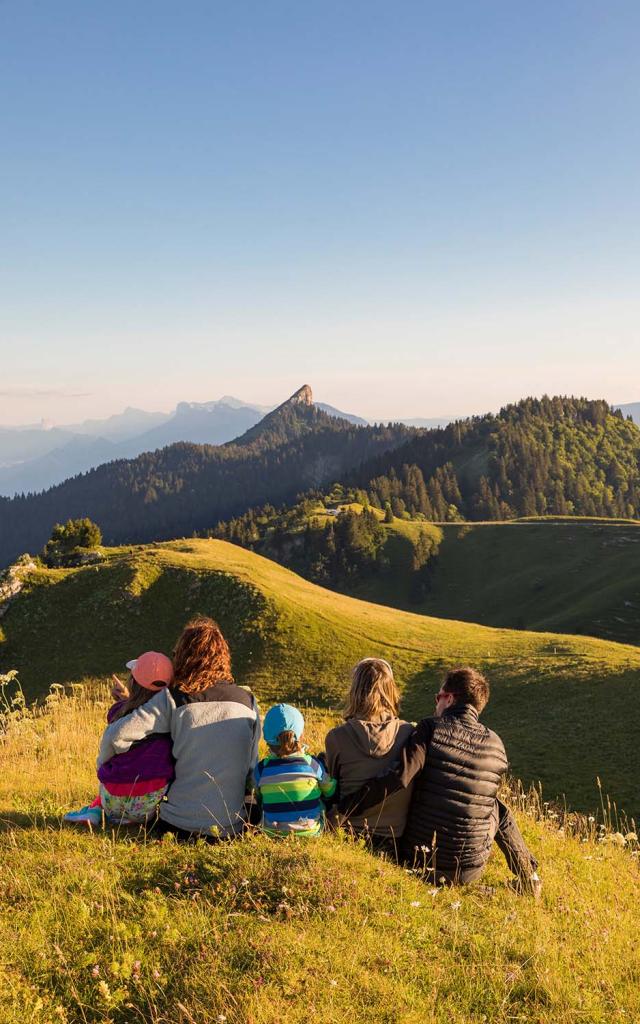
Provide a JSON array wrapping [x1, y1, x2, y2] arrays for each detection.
[[2, 538, 640, 816], [0, 687, 639, 1023]]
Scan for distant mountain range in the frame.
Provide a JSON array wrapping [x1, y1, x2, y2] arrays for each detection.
[[1, 387, 639, 568], [2, 386, 635, 530], [0, 386, 416, 564], [0, 395, 366, 497]]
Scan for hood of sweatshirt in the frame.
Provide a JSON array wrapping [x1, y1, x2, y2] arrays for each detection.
[[343, 717, 403, 758]]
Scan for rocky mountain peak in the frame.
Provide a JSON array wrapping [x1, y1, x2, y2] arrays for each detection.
[[287, 385, 313, 406]]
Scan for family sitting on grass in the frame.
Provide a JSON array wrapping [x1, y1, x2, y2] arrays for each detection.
[[65, 616, 541, 896]]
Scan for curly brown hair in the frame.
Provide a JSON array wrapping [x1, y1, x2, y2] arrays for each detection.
[[172, 616, 233, 694]]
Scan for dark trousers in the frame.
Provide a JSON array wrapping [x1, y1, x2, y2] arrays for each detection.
[[405, 798, 538, 885], [487, 798, 538, 880]]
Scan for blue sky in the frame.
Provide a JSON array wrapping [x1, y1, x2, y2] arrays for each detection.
[[1, 1, 639, 425]]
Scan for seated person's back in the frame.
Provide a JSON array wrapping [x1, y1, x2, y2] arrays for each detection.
[[253, 703, 336, 837], [325, 658, 414, 842]]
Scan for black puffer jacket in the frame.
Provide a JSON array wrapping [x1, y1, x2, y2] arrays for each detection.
[[339, 703, 508, 877]]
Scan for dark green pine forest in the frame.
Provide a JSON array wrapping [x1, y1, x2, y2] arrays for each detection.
[[1, 393, 639, 568], [357, 397, 640, 521]]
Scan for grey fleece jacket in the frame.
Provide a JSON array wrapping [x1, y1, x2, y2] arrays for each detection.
[[97, 681, 260, 836], [325, 716, 414, 838]]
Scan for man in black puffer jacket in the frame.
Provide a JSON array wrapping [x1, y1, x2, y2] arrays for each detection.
[[339, 666, 540, 894]]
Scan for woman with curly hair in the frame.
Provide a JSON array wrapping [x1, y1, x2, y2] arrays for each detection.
[[98, 617, 260, 840]]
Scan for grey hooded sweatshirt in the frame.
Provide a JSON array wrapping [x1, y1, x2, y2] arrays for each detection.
[[97, 682, 260, 836], [324, 717, 414, 838]]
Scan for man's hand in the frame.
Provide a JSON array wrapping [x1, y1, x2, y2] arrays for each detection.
[[111, 674, 130, 701]]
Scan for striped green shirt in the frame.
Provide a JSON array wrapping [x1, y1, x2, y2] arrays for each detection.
[[252, 753, 337, 837]]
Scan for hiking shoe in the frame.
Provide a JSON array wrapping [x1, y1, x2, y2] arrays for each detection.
[[63, 805, 103, 827]]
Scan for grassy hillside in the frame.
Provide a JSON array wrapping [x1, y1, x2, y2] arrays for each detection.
[[344, 517, 640, 646], [0, 689, 639, 1023], [2, 539, 640, 818]]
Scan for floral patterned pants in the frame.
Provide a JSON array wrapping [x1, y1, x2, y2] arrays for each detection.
[[98, 784, 168, 825]]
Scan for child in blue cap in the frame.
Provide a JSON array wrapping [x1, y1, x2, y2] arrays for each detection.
[[252, 703, 337, 837]]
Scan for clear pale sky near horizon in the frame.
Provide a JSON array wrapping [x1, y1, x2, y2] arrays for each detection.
[[2, 2, 639, 426]]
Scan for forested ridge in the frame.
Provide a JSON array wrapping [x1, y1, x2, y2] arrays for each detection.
[[0, 396, 413, 566], [357, 396, 640, 521], [1, 394, 638, 568]]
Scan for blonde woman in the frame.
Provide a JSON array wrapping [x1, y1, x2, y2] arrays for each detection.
[[325, 658, 414, 855]]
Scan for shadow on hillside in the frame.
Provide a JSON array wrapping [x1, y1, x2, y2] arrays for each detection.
[[400, 658, 451, 720], [401, 659, 640, 822], [0, 555, 273, 701]]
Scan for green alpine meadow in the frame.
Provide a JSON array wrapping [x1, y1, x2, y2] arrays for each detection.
[[0, 685, 638, 1024], [2, 537, 639, 819]]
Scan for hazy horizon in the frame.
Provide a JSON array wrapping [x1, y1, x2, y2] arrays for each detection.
[[1, 382, 636, 432], [2, 2, 639, 427]]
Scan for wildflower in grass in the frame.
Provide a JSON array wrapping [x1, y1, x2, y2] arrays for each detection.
[[409, 900, 421, 908], [98, 980, 111, 1001], [429, 889, 439, 897], [451, 900, 462, 910], [330, 979, 338, 987], [91, 965, 100, 978]]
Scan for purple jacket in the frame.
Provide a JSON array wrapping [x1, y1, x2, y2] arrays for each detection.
[[97, 700, 175, 786]]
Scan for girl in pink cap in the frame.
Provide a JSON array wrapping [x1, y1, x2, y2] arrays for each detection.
[[64, 651, 175, 827]]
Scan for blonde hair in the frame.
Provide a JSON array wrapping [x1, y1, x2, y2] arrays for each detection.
[[344, 658, 399, 720]]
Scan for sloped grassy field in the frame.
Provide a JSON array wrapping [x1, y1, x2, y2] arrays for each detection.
[[0, 689, 638, 1024], [1, 539, 640, 818], [320, 515, 640, 647]]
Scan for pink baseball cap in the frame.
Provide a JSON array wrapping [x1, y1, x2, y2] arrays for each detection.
[[125, 651, 174, 691]]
